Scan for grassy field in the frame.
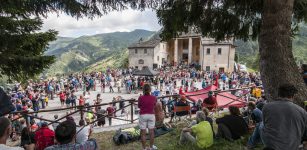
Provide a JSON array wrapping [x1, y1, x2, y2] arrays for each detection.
[[91, 121, 264, 150]]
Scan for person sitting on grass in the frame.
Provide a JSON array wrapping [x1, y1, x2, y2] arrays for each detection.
[[246, 102, 263, 149], [216, 106, 248, 141], [179, 111, 213, 149], [154, 99, 165, 128], [202, 108, 215, 136], [261, 84, 307, 150], [45, 120, 98, 150]]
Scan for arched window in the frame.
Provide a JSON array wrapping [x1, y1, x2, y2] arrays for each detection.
[[138, 59, 144, 64]]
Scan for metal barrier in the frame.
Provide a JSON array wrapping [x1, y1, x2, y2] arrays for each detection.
[[9, 86, 260, 131]]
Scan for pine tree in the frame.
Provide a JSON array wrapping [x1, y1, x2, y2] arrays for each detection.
[[0, 0, 104, 81], [0, 0, 150, 81]]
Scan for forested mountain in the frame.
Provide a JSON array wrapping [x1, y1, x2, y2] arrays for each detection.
[[45, 29, 155, 76]]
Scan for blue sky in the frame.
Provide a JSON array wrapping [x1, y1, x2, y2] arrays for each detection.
[[41, 9, 161, 37]]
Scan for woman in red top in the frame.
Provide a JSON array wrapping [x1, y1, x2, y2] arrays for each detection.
[[179, 86, 184, 95], [79, 95, 84, 106], [59, 91, 66, 107], [138, 84, 157, 150]]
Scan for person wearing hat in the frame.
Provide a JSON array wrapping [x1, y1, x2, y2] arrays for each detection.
[[34, 122, 55, 150], [203, 91, 217, 110]]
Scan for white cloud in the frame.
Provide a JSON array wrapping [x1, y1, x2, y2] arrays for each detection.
[[41, 9, 161, 37]]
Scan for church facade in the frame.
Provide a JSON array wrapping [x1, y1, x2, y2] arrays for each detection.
[[128, 32, 236, 72]]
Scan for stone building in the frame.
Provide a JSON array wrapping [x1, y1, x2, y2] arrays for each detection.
[[128, 32, 236, 72]]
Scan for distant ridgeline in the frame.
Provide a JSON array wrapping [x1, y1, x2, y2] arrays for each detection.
[[45, 25, 307, 76], [44, 29, 155, 76]]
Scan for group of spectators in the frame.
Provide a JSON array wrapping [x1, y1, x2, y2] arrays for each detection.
[[137, 83, 307, 150], [1, 64, 307, 150], [0, 116, 98, 150]]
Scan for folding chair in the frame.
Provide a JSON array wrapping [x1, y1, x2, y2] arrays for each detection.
[[173, 105, 191, 124]]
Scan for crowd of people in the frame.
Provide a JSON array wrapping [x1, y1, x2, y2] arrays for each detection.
[[138, 83, 307, 150], [1, 64, 306, 150]]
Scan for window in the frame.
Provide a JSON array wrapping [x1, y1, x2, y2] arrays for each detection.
[[135, 49, 138, 54], [206, 48, 210, 55], [206, 66, 210, 71], [157, 56, 159, 61], [144, 49, 147, 54], [218, 48, 222, 55], [138, 59, 144, 64]]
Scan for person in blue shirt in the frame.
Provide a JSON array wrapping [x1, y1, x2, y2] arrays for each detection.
[[202, 80, 206, 89], [152, 89, 160, 97], [246, 102, 263, 149]]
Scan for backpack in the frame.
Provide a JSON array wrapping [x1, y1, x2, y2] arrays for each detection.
[[113, 127, 140, 145]]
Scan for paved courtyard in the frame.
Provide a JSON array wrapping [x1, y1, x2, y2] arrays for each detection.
[[37, 79, 206, 131]]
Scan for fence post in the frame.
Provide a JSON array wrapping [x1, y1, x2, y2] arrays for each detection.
[[130, 100, 134, 123], [80, 106, 84, 121]]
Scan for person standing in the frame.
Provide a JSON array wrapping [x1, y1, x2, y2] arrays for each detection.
[[138, 84, 157, 150], [106, 104, 115, 126], [70, 91, 77, 109], [96, 107, 106, 127], [262, 84, 307, 150], [76, 120, 92, 144], [109, 84, 114, 93], [59, 91, 66, 107], [78, 95, 84, 106]]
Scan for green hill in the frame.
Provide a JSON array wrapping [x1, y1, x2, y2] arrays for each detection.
[[45, 29, 155, 76]]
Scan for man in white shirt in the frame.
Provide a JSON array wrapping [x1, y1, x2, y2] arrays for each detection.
[[0, 117, 31, 150]]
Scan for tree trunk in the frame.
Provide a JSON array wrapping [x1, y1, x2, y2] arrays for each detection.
[[259, 0, 307, 106]]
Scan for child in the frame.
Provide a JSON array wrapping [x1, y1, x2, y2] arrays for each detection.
[[102, 82, 105, 93], [109, 84, 114, 93], [59, 91, 66, 107], [79, 95, 84, 106], [45, 96, 49, 107]]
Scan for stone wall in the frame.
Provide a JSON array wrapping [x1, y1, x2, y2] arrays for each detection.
[[128, 47, 154, 69]]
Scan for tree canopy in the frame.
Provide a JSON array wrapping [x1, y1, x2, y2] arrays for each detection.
[[152, 0, 307, 104], [1, 0, 306, 104], [155, 0, 307, 41], [0, 0, 159, 81]]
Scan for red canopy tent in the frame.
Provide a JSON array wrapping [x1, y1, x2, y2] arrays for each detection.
[[183, 85, 246, 108]]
